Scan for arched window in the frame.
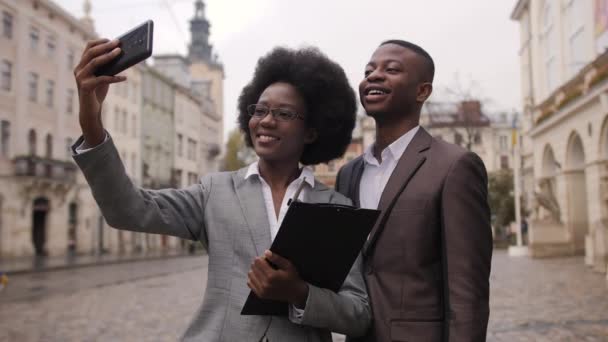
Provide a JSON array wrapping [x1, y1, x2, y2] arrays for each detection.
[[28, 129, 37, 156], [0, 120, 10, 157]]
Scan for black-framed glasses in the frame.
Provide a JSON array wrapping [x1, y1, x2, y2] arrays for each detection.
[[247, 104, 305, 121]]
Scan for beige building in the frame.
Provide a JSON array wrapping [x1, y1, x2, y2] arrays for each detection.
[[0, 0, 106, 258], [188, 0, 224, 154], [421, 100, 518, 174], [0, 0, 218, 259], [511, 0, 608, 274], [99, 65, 147, 254]]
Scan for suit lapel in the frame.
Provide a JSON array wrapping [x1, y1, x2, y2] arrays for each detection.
[[364, 128, 433, 256], [233, 168, 272, 256], [350, 157, 365, 207]]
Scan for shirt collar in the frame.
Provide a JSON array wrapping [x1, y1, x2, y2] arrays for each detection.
[[363, 125, 420, 165], [245, 161, 315, 188]]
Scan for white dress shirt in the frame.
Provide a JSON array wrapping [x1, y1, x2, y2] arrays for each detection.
[[244, 161, 314, 241], [359, 126, 420, 210], [244, 161, 315, 323]]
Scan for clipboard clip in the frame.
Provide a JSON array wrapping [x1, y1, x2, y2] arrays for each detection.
[[287, 177, 307, 206]]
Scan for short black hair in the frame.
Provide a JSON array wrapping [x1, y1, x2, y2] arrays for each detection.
[[237, 47, 357, 165], [381, 39, 435, 83]]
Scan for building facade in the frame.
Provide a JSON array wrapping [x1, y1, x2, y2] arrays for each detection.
[[421, 100, 518, 174], [0, 0, 225, 260], [512, 0, 608, 274], [0, 0, 105, 258], [188, 0, 225, 154]]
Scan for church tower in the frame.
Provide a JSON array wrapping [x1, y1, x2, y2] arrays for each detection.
[[188, 0, 213, 63]]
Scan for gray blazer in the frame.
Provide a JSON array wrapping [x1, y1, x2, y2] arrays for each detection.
[[73, 136, 371, 342]]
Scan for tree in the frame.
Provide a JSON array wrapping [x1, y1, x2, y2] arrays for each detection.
[[488, 170, 515, 236], [222, 129, 248, 171], [426, 74, 492, 151]]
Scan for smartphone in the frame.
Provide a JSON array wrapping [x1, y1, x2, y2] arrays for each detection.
[[94, 20, 154, 77]]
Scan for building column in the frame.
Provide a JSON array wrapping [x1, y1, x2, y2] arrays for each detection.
[[588, 160, 608, 272]]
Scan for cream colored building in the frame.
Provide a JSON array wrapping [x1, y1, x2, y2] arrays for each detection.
[[0, 0, 195, 259], [0, 0, 104, 258], [99, 65, 148, 254], [511, 0, 608, 274], [421, 100, 518, 174], [188, 0, 224, 154]]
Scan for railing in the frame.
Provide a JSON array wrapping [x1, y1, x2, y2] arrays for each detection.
[[13, 155, 77, 183]]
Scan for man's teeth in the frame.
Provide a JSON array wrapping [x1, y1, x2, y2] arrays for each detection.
[[259, 135, 278, 142], [368, 89, 386, 95]]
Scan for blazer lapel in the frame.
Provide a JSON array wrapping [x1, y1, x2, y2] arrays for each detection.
[[350, 157, 365, 207], [232, 168, 272, 256], [364, 128, 433, 256]]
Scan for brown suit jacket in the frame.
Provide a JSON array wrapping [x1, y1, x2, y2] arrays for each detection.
[[336, 128, 492, 342]]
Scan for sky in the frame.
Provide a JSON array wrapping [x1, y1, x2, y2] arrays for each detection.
[[56, 0, 522, 139]]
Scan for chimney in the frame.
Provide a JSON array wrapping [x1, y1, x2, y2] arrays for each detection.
[[459, 100, 482, 122]]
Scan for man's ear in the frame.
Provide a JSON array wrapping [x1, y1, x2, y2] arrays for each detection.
[[416, 82, 433, 103], [305, 128, 318, 144]]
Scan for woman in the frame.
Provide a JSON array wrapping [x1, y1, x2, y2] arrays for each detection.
[[72, 39, 368, 341]]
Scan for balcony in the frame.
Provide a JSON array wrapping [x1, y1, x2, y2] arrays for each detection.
[[13, 155, 78, 183]]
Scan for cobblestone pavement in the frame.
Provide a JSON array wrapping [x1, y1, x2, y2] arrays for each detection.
[[0, 251, 606, 341]]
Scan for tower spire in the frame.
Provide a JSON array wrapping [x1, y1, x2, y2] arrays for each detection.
[[188, 0, 213, 63]]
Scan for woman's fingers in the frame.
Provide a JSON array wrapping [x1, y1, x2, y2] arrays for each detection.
[[79, 47, 122, 78], [75, 39, 119, 75]]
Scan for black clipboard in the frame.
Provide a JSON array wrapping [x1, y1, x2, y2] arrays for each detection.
[[241, 182, 380, 316]]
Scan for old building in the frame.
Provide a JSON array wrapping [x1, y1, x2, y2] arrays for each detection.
[[421, 100, 518, 174], [0, 0, 104, 258], [511, 0, 608, 274]]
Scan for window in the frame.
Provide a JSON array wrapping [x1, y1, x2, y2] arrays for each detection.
[[114, 107, 120, 132], [66, 89, 74, 114], [328, 161, 336, 172], [500, 155, 509, 170], [45, 134, 53, 158], [1, 60, 11, 91], [474, 132, 482, 145], [499, 135, 508, 151], [67, 49, 75, 69], [122, 110, 128, 134], [1, 120, 10, 157], [28, 129, 37, 155], [65, 137, 73, 159], [131, 153, 137, 178], [177, 134, 183, 157], [174, 169, 182, 188], [46, 80, 54, 107], [132, 115, 137, 137], [30, 27, 40, 50], [28, 72, 39, 102], [47, 35, 56, 57], [454, 133, 463, 146], [187, 138, 196, 160], [2, 11, 12, 39], [131, 83, 138, 104]]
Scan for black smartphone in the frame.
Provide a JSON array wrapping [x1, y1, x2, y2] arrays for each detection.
[[94, 20, 154, 77]]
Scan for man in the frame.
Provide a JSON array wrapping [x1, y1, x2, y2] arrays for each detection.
[[336, 40, 492, 342]]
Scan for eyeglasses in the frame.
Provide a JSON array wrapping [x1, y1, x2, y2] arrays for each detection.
[[247, 104, 305, 121]]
